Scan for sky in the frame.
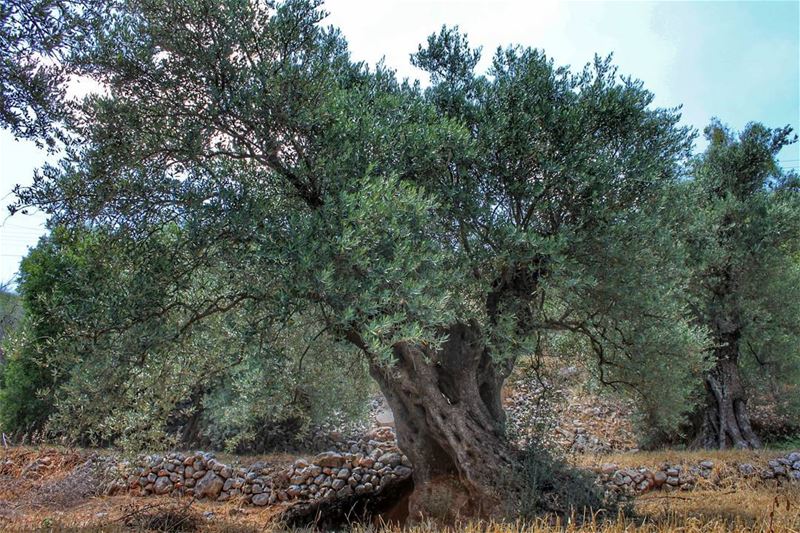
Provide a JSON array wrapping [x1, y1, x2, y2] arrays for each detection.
[[1, 0, 798, 286]]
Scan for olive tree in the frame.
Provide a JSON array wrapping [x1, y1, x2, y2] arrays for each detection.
[[9, 0, 705, 519], [687, 121, 799, 449]]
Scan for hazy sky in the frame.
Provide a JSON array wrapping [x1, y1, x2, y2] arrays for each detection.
[[1, 0, 798, 286]]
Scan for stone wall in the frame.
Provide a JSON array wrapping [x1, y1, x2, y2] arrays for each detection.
[[121, 427, 412, 507], [596, 451, 800, 501]]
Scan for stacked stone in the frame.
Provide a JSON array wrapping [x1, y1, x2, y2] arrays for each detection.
[[122, 427, 411, 507], [281, 449, 412, 503], [597, 461, 713, 500], [758, 451, 800, 481], [126, 452, 275, 505], [596, 452, 800, 499]]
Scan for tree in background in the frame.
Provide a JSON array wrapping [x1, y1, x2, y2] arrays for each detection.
[[0, 284, 23, 370], [688, 121, 799, 449], [0, 226, 374, 450], [0, 234, 75, 437], [7, 0, 707, 519]]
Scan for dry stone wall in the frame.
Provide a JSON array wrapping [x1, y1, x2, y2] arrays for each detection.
[[121, 427, 411, 506], [596, 451, 800, 501]]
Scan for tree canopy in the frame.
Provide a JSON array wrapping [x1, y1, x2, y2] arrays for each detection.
[[2, 0, 797, 520], [686, 121, 800, 448]]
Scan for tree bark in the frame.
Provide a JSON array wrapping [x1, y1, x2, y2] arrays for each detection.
[[693, 330, 762, 449], [369, 321, 521, 523]]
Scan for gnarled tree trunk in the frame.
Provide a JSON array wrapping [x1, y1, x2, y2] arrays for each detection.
[[694, 330, 762, 449], [369, 321, 521, 523]]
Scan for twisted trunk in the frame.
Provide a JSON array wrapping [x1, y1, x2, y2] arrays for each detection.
[[369, 321, 520, 522], [694, 330, 762, 449]]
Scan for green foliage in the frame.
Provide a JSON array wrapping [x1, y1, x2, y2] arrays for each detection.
[[0, 234, 79, 435], [689, 120, 800, 427], [2, 0, 728, 450], [0, 286, 22, 350], [198, 315, 374, 452], [0, 0, 110, 147]]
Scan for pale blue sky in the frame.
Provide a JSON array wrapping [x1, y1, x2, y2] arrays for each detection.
[[1, 0, 798, 285]]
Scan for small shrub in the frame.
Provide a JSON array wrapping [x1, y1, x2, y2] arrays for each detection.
[[515, 445, 611, 521], [122, 502, 200, 532]]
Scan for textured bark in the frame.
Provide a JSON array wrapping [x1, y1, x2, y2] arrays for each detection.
[[693, 330, 762, 449], [369, 321, 520, 523]]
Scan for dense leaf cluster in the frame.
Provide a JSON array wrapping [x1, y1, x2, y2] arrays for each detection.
[[0, 0, 796, 451]]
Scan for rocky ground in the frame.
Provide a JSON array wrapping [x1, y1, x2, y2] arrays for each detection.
[[503, 366, 638, 454]]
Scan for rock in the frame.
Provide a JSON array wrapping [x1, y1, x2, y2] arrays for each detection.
[[154, 476, 172, 495], [287, 485, 301, 498], [738, 463, 755, 476], [332, 479, 346, 491], [793, 461, 800, 471], [393, 465, 412, 478], [336, 468, 350, 479], [195, 471, 224, 499], [699, 460, 714, 469], [252, 493, 270, 506], [600, 463, 618, 475], [377, 452, 402, 467], [336, 485, 354, 498], [313, 452, 344, 468], [379, 473, 396, 489], [787, 452, 800, 463], [616, 475, 632, 486]]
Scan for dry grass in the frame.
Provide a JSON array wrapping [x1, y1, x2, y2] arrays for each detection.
[[574, 447, 789, 470], [3, 485, 797, 532], [1, 446, 799, 532]]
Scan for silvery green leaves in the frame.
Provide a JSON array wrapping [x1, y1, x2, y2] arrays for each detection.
[[293, 176, 461, 366]]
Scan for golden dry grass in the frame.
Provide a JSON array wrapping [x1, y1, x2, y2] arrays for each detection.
[[574, 447, 788, 470], [3, 484, 797, 532], [1, 446, 799, 532]]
